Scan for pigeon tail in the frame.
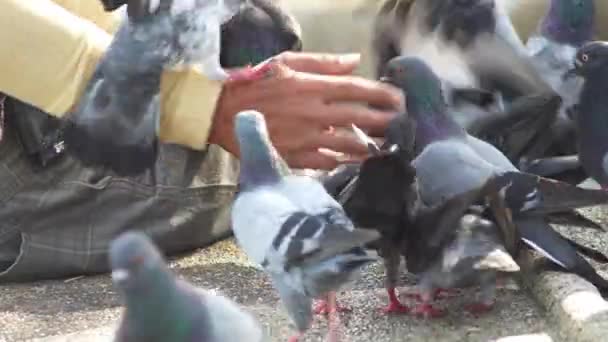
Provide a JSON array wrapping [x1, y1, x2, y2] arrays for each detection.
[[496, 171, 608, 215], [516, 216, 608, 291], [234, 110, 286, 189], [472, 248, 520, 273], [302, 250, 377, 298]]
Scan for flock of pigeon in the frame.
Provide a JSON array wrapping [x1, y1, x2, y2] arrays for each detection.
[[52, 0, 608, 341]]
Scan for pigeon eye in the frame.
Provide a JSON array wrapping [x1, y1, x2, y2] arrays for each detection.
[[581, 54, 589, 62]]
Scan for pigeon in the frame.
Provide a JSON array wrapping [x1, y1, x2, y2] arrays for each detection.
[[371, 0, 560, 164], [230, 110, 380, 342], [220, 0, 302, 68], [109, 231, 264, 342], [320, 113, 418, 315], [403, 174, 520, 317], [64, 0, 273, 176], [381, 55, 608, 293], [563, 41, 608, 190], [519, 0, 595, 162]]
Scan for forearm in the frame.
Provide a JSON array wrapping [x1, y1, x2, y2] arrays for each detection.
[[0, 0, 221, 150]]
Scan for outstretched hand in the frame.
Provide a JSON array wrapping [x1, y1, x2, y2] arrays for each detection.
[[209, 51, 404, 170]]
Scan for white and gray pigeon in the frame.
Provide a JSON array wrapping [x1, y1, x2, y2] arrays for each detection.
[[230, 110, 380, 342], [371, 0, 560, 163], [109, 231, 264, 342], [521, 0, 595, 160], [381, 55, 608, 294], [64, 0, 272, 176], [403, 174, 520, 318]]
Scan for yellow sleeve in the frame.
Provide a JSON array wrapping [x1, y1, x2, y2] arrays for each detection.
[[0, 0, 222, 150]]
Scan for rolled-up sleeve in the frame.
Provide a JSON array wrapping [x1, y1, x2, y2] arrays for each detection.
[[0, 0, 222, 150]]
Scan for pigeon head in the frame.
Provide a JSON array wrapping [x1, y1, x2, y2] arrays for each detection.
[[425, 0, 496, 47], [541, 0, 595, 45], [220, 0, 302, 68], [234, 110, 284, 188], [564, 41, 608, 80], [109, 232, 172, 294], [382, 56, 446, 116]]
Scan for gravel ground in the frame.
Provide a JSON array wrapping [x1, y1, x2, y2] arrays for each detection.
[[1, 238, 555, 342], [3, 2, 608, 342]]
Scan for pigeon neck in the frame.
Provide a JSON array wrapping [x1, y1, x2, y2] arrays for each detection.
[[238, 131, 282, 189], [540, 0, 594, 46], [407, 94, 465, 149], [577, 68, 608, 130]]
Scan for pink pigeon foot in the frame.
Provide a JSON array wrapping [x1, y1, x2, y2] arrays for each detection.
[[412, 303, 447, 319], [464, 302, 494, 316], [381, 287, 409, 314], [325, 292, 346, 342], [227, 62, 274, 82], [287, 332, 303, 342]]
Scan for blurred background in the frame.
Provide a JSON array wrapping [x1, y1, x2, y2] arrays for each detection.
[[282, 0, 608, 79]]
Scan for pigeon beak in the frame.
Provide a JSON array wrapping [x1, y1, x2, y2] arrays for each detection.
[[379, 76, 392, 83], [111, 268, 130, 284]]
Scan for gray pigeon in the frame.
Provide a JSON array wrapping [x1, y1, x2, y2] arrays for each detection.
[[519, 0, 595, 162], [403, 175, 520, 318], [230, 110, 379, 342], [382, 55, 608, 294], [372, 0, 560, 163], [64, 0, 271, 176], [220, 0, 302, 68], [563, 41, 608, 190], [109, 231, 264, 342]]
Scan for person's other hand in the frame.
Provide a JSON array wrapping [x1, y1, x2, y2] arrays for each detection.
[[208, 51, 404, 170]]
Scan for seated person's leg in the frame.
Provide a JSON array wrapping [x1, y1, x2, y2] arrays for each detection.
[[0, 98, 238, 283]]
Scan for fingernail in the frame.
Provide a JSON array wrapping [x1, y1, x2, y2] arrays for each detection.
[[339, 53, 361, 64]]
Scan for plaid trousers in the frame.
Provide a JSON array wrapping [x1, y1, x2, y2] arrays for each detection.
[[0, 99, 238, 283]]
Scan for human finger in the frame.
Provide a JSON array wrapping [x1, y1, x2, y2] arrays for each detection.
[[272, 51, 361, 75]]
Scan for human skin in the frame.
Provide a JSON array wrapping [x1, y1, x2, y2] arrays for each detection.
[[209, 51, 404, 170]]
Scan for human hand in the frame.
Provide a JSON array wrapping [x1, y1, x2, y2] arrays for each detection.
[[208, 51, 404, 170]]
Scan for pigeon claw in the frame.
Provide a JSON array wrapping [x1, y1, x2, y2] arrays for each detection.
[[412, 303, 447, 319], [287, 332, 304, 342], [464, 302, 494, 316], [381, 301, 410, 314], [380, 287, 409, 314]]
